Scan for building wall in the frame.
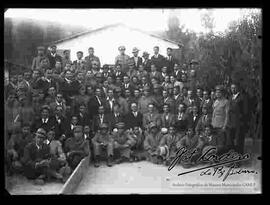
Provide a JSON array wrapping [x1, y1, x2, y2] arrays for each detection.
[[55, 26, 179, 65]]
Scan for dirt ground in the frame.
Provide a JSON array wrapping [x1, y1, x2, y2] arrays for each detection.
[[74, 156, 261, 194], [6, 175, 64, 195]]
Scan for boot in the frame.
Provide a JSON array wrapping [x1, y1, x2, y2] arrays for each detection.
[[94, 155, 100, 167], [107, 155, 113, 167]]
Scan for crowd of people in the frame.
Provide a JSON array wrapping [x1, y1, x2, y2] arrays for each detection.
[[4, 44, 249, 185]]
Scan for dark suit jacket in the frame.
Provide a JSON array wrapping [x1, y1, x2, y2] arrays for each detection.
[[36, 78, 57, 93], [47, 53, 62, 68], [58, 79, 80, 105], [48, 115, 69, 139], [30, 117, 55, 133], [174, 112, 189, 133], [149, 71, 163, 83], [92, 114, 111, 132], [124, 111, 143, 129], [22, 142, 51, 168], [151, 54, 166, 71], [77, 113, 92, 127], [73, 59, 86, 70], [109, 113, 125, 130], [87, 96, 105, 119], [187, 114, 201, 130], [165, 56, 179, 74], [142, 59, 152, 72], [160, 113, 176, 128], [195, 114, 212, 134], [130, 56, 143, 69]]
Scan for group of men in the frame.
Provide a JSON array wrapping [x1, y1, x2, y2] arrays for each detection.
[[5, 44, 249, 185]]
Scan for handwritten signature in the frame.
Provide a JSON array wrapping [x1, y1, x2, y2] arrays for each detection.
[[168, 147, 257, 181]]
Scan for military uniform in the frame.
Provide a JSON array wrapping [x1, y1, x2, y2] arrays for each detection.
[[115, 46, 130, 73], [112, 122, 136, 160]]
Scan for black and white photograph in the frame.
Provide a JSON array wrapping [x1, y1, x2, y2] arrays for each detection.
[[4, 8, 262, 194]]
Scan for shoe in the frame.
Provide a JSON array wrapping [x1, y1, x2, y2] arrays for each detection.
[[94, 156, 100, 167], [107, 156, 113, 167], [34, 178, 45, 185]]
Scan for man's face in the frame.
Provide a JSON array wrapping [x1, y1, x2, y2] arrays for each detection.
[[139, 65, 144, 71], [79, 105, 86, 114], [197, 89, 203, 98], [77, 73, 84, 81], [51, 47, 56, 53], [154, 47, 159, 54], [167, 49, 172, 56], [125, 90, 131, 97], [170, 76, 175, 83], [32, 71, 39, 79], [202, 107, 208, 115], [84, 126, 90, 134], [55, 106, 63, 116], [187, 128, 194, 137], [24, 72, 31, 80], [66, 71, 73, 80], [47, 131, 55, 141], [162, 67, 167, 73], [38, 50, 44, 55], [41, 109, 49, 119], [142, 77, 147, 83], [143, 90, 149, 96], [48, 87, 56, 96], [163, 105, 169, 113], [87, 86, 93, 95], [190, 70, 196, 77], [169, 127, 175, 135], [188, 91, 193, 98], [74, 129, 83, 140], [95, 89, 101, 97], [41, 59, 49, 67], [46, 70, 53, 79], [173, 87, 179, 95], [132, 77, 138, 84], [134, 90, 140, 98], [203, 91, 209, 100], [131, 104, 138, 112], [77, 53, 83, 59], [120, 49, 125, 55], [151, 65, 156, 72], [88, 49, 94, 55], [22, 126, 30, 135], [10, 76, 17, 84], [192, 106, 198, 115], [123, 77, 129, 84], [116, 77, 121, 84], [133, 51, 138, 57], [181, 74, 187, 82], [71, 117, 78, 125], [79, 86, 86, 95], [174, 64, 179, 72], [17, 75, 23, 82], [178, 104, 185, 112], [205, 127, 211, 136], [151, 127, 158, 134], [64, 51, 70, 58], [56, 94, 63, 102], [148, 105, 154, 113], [215, 90, 222, 98], [7, 94, 15, 103], [162, 91, 168, 98], [165, 76, 170, 82], [55, 62, 62, 69], [92, 62, 98, 69], [35, 134, 45, 145], [231, 84, 238, 94], [108, 90, 114, 98]]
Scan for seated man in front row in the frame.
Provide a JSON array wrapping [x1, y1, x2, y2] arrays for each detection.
[[64, 125, 90, 170], [112, 122, 136, 164], [22, 128, 63, 184], [92, 123, 114, 167]]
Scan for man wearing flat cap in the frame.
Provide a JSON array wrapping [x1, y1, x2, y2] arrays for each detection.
[[92, 123, 114, 167], [115, 46, 130, 74], [112, 122, 136, 163], [130, 47, 143, 70], [142, 51, 152, 72], [22, 128, 63, 183], [31, 46, 50, 71], [46, 45, 62, 69]]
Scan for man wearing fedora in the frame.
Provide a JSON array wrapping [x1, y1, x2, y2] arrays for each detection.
[[115, 46, 130, 74], [46, 45, 62, 69], [142, 51, 152, 72], [130, 47, 143, 70]]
